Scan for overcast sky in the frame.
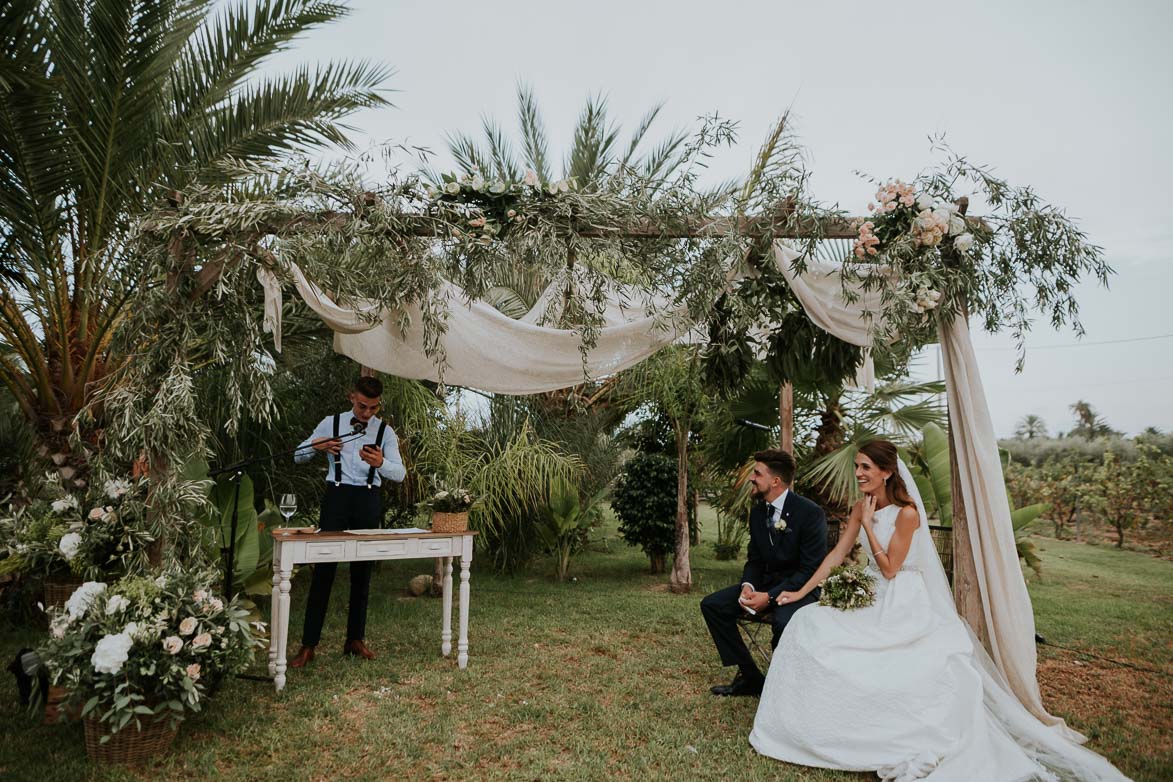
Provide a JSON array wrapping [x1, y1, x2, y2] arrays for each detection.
[[274, 0, 1172, 437]]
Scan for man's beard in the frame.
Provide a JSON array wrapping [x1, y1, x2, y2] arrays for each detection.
[[749, 484, 765, 499]]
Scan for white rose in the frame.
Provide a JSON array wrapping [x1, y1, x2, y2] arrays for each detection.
[[105, 595, 129, 615], [64, 581, 106, 620], [192, 632, 213, 650], [948, 214, 966, 236], [179, 616, 198, 636], [470, 174, 485, 191], [163, 636, 183, 655], [58, 532, 82, 561], [444, 181, 460, 195], [488, 180, 506, 194], [193, 589, 208, 603], [915, 193, 934, 211], [103, 479, 132, 500], [954, 233, 974, 253], [209, 597, 224, 613], [51, 496, 78, 514], [87, 507, 105, 521], [91, 632, 133, 675], [185, 663, 201, 682], [523, 170, 539, 187], [557, 180, 570, 193]]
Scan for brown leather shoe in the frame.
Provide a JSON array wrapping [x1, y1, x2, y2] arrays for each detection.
[[342, 639, 375, 660], [288, 645, 315, 668]]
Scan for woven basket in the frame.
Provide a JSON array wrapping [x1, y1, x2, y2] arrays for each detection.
[[431, 510, 469, 534], [43, 685, 82, 725], [43, 577, 84, 612], [83, 715, 178, 765]]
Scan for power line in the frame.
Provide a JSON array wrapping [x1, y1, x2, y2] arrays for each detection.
[[974, 333, 1173, 351]]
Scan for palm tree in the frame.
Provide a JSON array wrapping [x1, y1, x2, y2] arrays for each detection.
[[1069, 400, 1115, 439], [0, 0, 389, 482], [1014, 414, 1048, 440]]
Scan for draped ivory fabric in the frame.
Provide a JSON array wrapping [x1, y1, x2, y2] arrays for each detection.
[[259, 243, 1063, 725], [257, 263, 697, 394], [770, 241, 1071, 732]]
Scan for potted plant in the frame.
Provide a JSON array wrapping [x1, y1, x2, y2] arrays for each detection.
[[420, 480, 475, 534], [38, 567, 261, 765], [0, 473, 155, 610]]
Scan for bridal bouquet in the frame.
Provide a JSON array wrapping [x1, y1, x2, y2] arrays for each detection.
[[819, 565, 876, 610]]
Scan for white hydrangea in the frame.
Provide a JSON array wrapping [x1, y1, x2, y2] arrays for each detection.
[[105, 594, 130, 615], [103, 478, 132, 500], [91, 632, 133, 675], [64, 582, 106, 620], [51, 496, 79, 514], [58, 532, 82, 561]]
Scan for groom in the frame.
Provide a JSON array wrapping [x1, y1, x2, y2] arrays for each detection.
[[700, 449, 827, 696]]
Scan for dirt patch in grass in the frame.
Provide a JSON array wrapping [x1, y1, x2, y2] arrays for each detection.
[[1038, 653, 1173, 758]]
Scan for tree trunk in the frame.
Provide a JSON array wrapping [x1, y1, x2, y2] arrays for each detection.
[[650, 553, 665, 574], [948, 408, 988, 648], [779, 383, 794, 453], [669, 422, 692, 593]]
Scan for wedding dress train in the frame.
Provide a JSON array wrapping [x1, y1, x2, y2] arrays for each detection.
[[749, 468, 1132, 782]]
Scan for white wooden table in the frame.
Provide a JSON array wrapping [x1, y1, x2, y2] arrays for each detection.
[[267, 529, 476, 691]]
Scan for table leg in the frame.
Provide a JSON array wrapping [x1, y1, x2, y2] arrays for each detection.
[[457, 554, 471, 669], [441, 557, 453, 656], [274, 566, 292, 692], [268, 559, 280, 676]]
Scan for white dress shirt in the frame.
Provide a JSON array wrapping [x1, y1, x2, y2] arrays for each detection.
[[744, 489, 789, 592]]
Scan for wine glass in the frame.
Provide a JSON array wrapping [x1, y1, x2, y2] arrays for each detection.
[[279, 493, 297, 524]]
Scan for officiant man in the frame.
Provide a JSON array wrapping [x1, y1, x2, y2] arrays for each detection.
[[700, 449, 827, 696], [288, 375, 406, 669]]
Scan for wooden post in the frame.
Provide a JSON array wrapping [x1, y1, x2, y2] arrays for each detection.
[[941, 196, 987, 644], [779, 382, 794, 453]]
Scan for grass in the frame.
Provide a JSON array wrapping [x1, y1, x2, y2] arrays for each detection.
[[0, 512, 1169, 782]]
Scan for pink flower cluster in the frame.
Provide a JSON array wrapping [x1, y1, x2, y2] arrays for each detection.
[[867, 180, 916, 214], [853, 221, 881, 259], [912, 209, 950, 247]]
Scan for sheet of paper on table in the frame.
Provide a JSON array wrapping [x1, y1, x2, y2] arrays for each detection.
[[345, 527, 430, 535]]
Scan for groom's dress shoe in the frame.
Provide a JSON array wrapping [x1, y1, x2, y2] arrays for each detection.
[[288, 645, 315, 668], [343, 639, 376, 659], [710, 673, 764, 697]]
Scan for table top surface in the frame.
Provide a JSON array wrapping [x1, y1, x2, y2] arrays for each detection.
[[271, 528, 478, 543]]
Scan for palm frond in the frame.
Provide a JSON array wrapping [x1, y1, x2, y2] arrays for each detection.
[[565, 93, 620, 190], [481, 117, 520, 183], [516, 83, 551, 184]]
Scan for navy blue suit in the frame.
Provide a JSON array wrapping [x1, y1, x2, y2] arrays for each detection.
[[701, 491, 827, 680]]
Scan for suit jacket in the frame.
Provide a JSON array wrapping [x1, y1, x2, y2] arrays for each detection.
[[741, 491, 828, 601]]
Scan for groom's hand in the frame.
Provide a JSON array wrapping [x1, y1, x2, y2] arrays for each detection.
[[741, 591, 772, 613]]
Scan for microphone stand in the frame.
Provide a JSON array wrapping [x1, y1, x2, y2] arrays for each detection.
[[207, 426, 369, 684], [208, 427, 369, 601]]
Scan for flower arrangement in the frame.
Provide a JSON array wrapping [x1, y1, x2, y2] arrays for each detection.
[[818, 564, 876, 611], [852, 179, 976, 320], [421, 485, 475, 514], [39, 567, 261, 738], [0, 473, 154, 584], [426, 166, 576, 243]]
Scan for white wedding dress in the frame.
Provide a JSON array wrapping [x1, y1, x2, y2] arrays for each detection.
[[749, 470, 1133, 782]]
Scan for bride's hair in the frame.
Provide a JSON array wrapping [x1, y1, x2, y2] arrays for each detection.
[[858, 440, 914, 508]]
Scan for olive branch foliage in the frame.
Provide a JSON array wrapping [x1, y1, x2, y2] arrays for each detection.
[[99, 113, 1105, 565]]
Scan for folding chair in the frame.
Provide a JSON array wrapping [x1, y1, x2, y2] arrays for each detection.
[[736, 608, 776, 673]]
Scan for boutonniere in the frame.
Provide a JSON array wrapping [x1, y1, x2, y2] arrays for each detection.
[[772, 516, 787, 533]]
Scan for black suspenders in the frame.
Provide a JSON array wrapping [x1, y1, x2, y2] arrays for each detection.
[[331, 413, 342, 486], [330, 414, 387, 488], [365, 421, 387, 489]]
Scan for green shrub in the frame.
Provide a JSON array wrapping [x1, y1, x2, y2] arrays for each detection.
[[611, 453, 689, 573]]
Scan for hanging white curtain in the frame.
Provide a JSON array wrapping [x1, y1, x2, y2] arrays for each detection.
[[257, 262, 697, 395], [771, 240, 1070, 731]]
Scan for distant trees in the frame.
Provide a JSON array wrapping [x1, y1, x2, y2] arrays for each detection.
[[1014, 415, 1048, 440]]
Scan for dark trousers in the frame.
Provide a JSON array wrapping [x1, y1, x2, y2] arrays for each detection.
[[700, 583, 818, 680], [300, 484, 382, 647]]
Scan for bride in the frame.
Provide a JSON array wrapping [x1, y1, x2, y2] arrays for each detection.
[[749, 440, 1131, 782]]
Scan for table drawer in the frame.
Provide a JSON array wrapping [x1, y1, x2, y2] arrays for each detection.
[[418, 537, 458, 556], [305, 541, 348, 561], [356, 539, 413, 559]]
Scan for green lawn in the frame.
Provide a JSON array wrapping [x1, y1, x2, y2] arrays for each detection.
[[1, 515, 1169, 782]]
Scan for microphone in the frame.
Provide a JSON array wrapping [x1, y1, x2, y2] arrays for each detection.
[[735, 418, 771, 432]]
